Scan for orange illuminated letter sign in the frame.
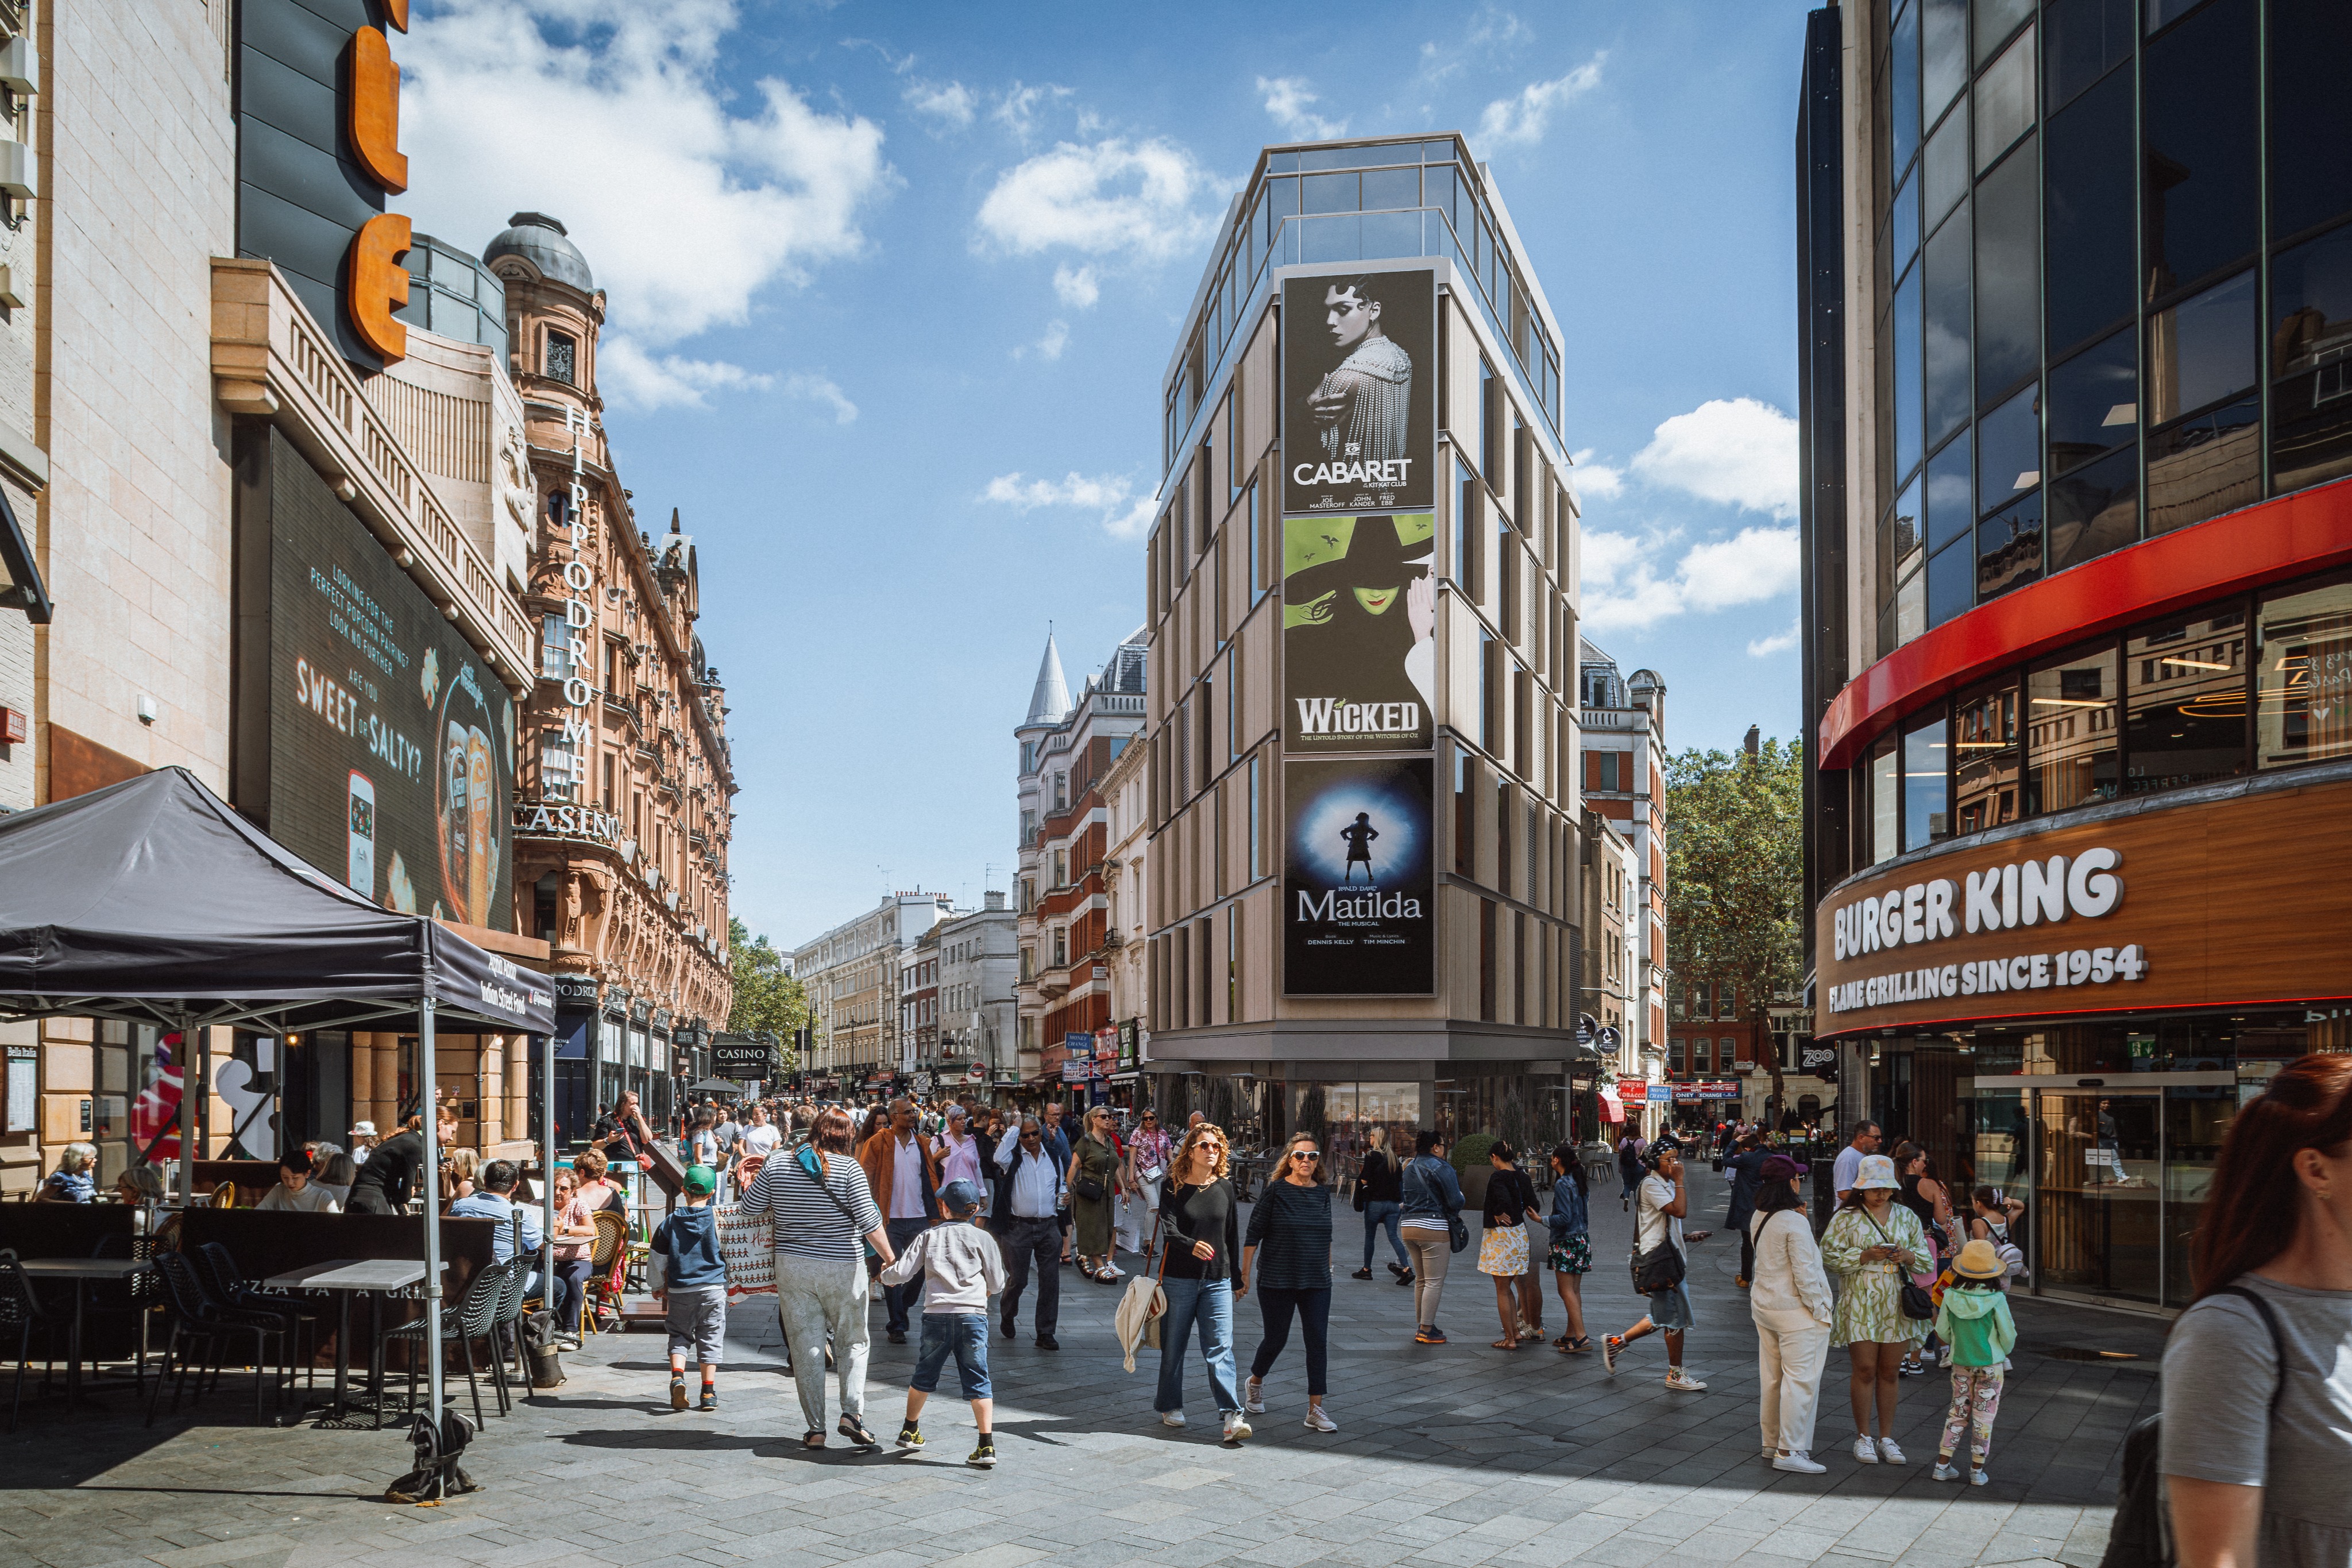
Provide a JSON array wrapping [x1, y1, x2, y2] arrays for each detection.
[[349, 213, 411, 363], [349, 26, 408, 193]]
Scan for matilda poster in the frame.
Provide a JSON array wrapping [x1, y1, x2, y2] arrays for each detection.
[[1284, 513, 1436, 753], [1283, 756, 1435, 996], [1281, 268, 1436, 516]]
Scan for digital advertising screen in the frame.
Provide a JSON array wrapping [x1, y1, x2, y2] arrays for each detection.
[[1281, 267, 1436, 516], [1283, 755, 1435, 996], [1283, 512, 1436, 753]]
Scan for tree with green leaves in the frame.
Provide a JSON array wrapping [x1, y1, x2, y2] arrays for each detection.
[[1664, 736, 1806, 1124], [727, 916, 808, 1072]]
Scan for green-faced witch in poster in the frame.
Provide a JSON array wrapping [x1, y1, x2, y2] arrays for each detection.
[[1283, 512, 1435, 752]]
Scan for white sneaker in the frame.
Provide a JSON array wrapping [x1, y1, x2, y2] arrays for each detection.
[[1969, 1467, 1990, 1486], [1877, 1438, 1908, 1465], [1853, 1435, 1880, 1465], [1160, 1409, 1186, 1428], [1773, 1450, 1827, 1474], [1222, 1411, 1252, 1443], [1303, 1406, 1338, 1432], [1243, 1380, 1266, 1415], [1664, 1369, 1708, 1392]]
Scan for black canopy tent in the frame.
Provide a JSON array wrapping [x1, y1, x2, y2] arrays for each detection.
[[0, 766, 557, 1431]]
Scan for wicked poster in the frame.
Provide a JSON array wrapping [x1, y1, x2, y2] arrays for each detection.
[[1284, 756, 1435, 997], [1284, 513, 1436, 753], [1281, 268, 1436, 516]]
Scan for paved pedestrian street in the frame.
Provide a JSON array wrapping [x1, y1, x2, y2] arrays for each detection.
[[0, 1191, 2164, 1568]]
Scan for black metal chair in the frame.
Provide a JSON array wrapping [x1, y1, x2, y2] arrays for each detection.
[[194, 1241, 314, 1392], [145, 1249, 287, 1425], [384, 1260, 512, 1428], [492, 1251, 534, 1408], [0, 1250, 60, 1433], [84, 1232, 160, 1394]]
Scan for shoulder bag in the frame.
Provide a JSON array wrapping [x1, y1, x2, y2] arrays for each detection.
[[1352, 1151, 1375, 1213], [1867, 1209, 1936, 1319], [1629, 1179, 1686, 1293], [1072, 1139, 1109, 1203], [795, 1146, 883, 1279]]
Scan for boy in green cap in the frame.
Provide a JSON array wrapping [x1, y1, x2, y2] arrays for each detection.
[[652, 1163, 729, 1411]]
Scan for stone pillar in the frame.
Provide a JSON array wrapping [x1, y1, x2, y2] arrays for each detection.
[[348, 1035, 374, 1136], [505, 1032, 530, 1153]]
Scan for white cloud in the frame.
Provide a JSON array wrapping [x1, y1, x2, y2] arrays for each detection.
[[1628, 396, 1801, 518], [1478, 53, 1605, 147], [599, 339, 774, 411], [1053, 264, 1100, 309], [1013, 320, 1071, 361], [1569, 448, 1624, 501], [905, 79, 975, 130], [993, 80, 1071, 139], [1257, 75, 1347, 140], [980, 470, 1152, 538], [1579, 523, 1798, 632], [1747, 621, 1801, 658], [975, 138, 1219, 265], [401, 0, 890, 347], [781, 373, 858, 424]]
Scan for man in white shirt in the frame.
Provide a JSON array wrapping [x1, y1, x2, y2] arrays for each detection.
[[1833, 1121, 1883, 1205], [740, 1105, 782, 1159], [990, 1118, 1064, 1349]]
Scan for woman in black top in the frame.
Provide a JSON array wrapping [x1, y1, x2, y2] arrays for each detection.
[[1154, 1123, 1250, 1442], [346, 1114, 443, 1215], [1351, 1125, 1411, 1282], [1243, 1134, 1339, 1432], [1891, 1141, 1952, 1374], [1477, 1142, 1544, 1349]]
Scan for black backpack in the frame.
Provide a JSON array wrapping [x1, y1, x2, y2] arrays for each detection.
[[2099, 1285, 2283, 1568]]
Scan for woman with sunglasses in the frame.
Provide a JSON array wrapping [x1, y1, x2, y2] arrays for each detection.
[[1071, 1105, 1125, 1283], [1125, 1109, 1173, 1263], [1242, 1133, 1339, 1432], [1156, 1122, 1252, 1443]]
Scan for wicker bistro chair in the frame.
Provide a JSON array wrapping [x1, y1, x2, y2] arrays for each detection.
[[584, 1210, 629, 1333], [0, 1249, 60, 1433], [383, 1258, 513, 1428], [145, 1250, 288, 1426]]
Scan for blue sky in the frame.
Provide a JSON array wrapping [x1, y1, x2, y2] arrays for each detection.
[[403, 0, 1820, 948]]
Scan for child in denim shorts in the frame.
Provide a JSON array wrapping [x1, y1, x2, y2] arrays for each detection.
[[880, 1179, 1006, 1467]]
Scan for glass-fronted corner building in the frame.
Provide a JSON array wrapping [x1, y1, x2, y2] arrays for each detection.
[[1795, 0, 2352, 1312]]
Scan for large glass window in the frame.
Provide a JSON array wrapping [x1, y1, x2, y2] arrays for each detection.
[[2147, 271, 2259, 535], [1871, 733, 1899, 865], [1953, 673, 2022, 833], [2045, 0, 2134, 112], [2125, 608, 2250, 792], [1926, 429, 1973, 552], [1975, 0, 2033, 63], [2269, 0, 2352, 242], [2149, 269, 2256, 423], [1924, 106, 1970, 231], [1894, 264, 1925, 482], [2269, 225, 2352, 495], [1973, 25, 2036, 174], [1891, 0, 1922, 177], [1976, 492, 2044, 600], [1924, 204, 1973, 444], [2046, 329, 2137, 476], [2048, 445, 2139, 572], [1975, 136, 2042, 405], [2141, 0, 2258, 300], [1978, 381, 2041, 515], [1922, 0, 1968, 123], [2044, 68, 2137, 357], [2255, 570, 2352, 768], [1928, 538, 1975, 627], [1892, 173, 1921, 283], [1903, 707, 1950, 850], [2028, 641, 2119, 811]]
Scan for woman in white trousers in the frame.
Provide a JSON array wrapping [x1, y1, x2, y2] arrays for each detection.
[[1748, 1154, 1835, 1473]]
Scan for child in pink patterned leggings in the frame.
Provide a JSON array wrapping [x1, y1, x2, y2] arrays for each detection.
[[1931, 1239, 2019, 1484]]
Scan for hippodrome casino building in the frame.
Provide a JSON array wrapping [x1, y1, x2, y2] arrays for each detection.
[[1795, 0, 2352, 1312]]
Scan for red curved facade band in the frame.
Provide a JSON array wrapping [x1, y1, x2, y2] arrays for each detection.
[[1818, 475, 2352, 770]]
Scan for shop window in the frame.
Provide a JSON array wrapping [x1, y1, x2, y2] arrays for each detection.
[[2148, 396, 2260, 536], [1977, 493, 2044, 600], [1891, 171, 1921, 284], [1928, 539, 1973, 627], [1974, 138, 2041, 407], [2044, 69, 2137, 357], [2269, 0, 2352, 243], [1924, 205, 1973, 446], [2256, 570, 2352, 768], [2047, 329, 2137, 477], [1953, 673, 2022, 833], [1977, 381, 2041, 517], [1921, 0, 1966, 125], [2126, 609, 2250, 793], [1973, 25, 2035, 175], [1924, 102, 1968, 233], [1870, 737, 1898, 866], [2141, 0, 2258, 301], [1894, 263, 1924, 484], [1902, 706, 1949, 850], [2269, 225, 2352, 495], [2045, 0, 2134, 113], [2048, 446, 2140, 572]]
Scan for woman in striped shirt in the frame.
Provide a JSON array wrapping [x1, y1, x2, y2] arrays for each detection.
[[739, 1105, 896, 1449]]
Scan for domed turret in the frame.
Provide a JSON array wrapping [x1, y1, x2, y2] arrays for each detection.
[[485, 211, 594, 293]]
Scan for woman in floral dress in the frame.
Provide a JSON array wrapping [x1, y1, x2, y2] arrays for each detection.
[[1822, 1153, 1930, 1467]]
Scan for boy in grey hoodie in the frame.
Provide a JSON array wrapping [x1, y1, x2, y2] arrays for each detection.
[[651, 1164, 729, 1411], [882, 1179, 1006, 1467]]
